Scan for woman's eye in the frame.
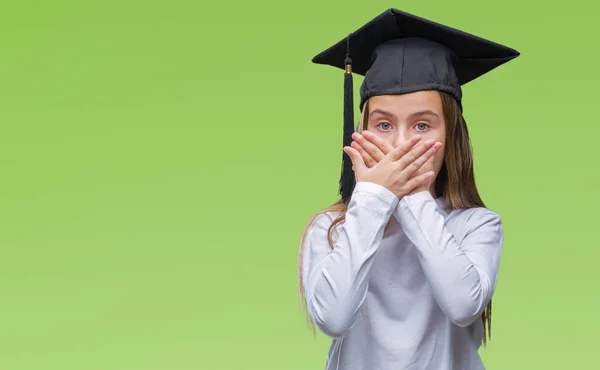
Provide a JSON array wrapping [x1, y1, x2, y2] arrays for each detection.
[[377, 122, 392, 131], [415, 122, 430, 131]]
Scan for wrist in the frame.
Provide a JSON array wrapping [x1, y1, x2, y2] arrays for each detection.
[[408, 186, 428, 197]]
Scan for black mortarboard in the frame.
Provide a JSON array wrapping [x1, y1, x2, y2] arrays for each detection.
[[312, 8, 520, 203]]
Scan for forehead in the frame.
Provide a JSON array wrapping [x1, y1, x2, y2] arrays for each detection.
[[367, 90, 443, 115]]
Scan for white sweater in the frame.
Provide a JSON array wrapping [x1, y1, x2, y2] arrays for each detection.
[[302, 181, 504, 369]]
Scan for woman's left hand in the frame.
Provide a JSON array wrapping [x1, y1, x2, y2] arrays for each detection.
[[350, 131, 393, 168], [351, 131, 437, 195]]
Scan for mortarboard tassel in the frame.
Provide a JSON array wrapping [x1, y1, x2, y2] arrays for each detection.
[[340, 34, 355, 203]]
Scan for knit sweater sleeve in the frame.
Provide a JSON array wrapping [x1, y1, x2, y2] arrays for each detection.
[[302, 182, 398, 338], [393, 190, 504, 327]]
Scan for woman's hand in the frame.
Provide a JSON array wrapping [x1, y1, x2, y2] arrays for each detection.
[[343, 134, 441, 200], [350, 131, 394, 169], [349, 131, 441, 196]]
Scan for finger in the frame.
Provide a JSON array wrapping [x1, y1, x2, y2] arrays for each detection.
[[386, 135, 423, 162], [407, 170, 436, 191], [352, 132, 388, 162], [427, 146, 438, 172], [397, 140, 440, 170], [404, 143, 436, 176], [351, 141, 377, 168], [343, 146, 367, 173], [398, 142, 441, 177], [361, 131, 394, 155], [419, 146, 437, 174], [393, 138, 432, 167]]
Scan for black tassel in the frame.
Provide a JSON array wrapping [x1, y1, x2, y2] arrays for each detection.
[[340, 35, 355, 203]]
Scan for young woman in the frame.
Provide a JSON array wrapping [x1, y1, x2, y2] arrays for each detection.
[[297, 8, 519, 370]]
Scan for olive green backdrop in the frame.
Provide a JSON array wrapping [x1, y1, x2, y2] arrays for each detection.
[[1, 1, 598, 369]]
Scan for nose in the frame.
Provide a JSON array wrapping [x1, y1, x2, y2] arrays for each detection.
[[392, 131, 413, 148]]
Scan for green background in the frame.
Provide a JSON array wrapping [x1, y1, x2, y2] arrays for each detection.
[[1, 0, 598, 369]]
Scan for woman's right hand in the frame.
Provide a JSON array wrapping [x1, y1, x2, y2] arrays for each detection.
[[343, 135, 442, 200]]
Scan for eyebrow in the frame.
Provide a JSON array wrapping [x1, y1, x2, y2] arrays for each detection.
[[408, 109, 439, 119], [369, 109, 396, 119], [368, 108, 439, 119]]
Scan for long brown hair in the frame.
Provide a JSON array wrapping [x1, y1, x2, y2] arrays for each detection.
[[297, 91, 493, 346]]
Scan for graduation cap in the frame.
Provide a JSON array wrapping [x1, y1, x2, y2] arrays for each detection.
[[312, 8, 520, 203]]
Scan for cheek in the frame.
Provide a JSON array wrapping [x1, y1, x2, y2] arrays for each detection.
[[431, 130, 445, 163], [419, 129, 445, 146], [366, 129, 394, 145], [422, 132, 445, 161]]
